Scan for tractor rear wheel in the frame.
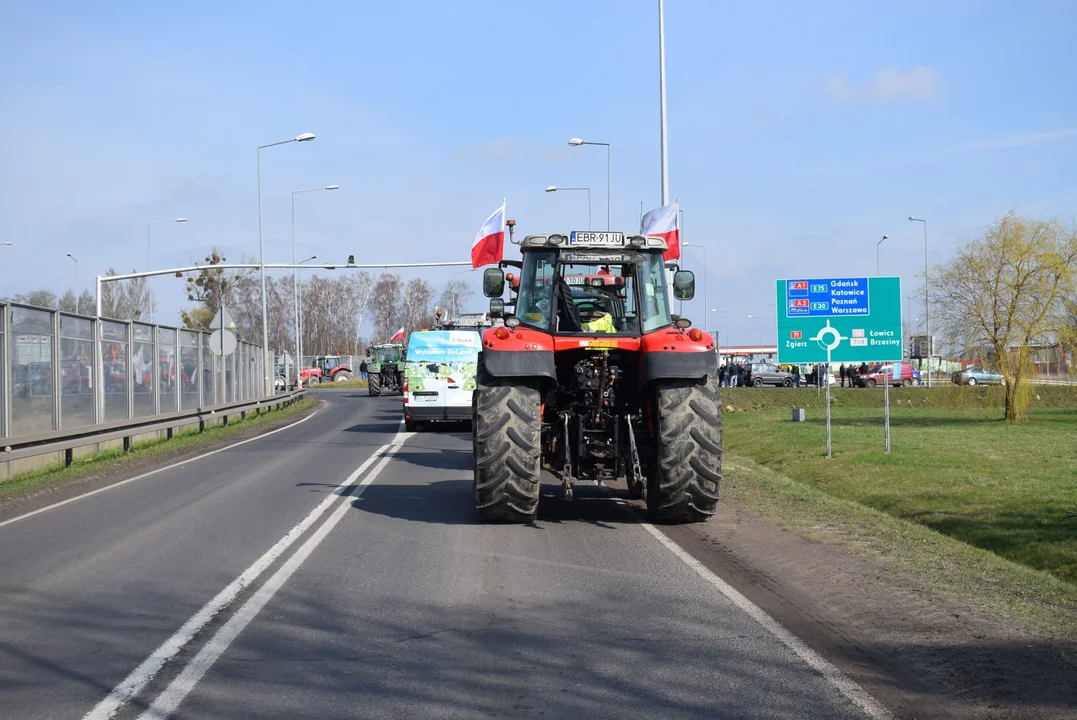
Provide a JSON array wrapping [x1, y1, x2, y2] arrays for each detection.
[[473, 368, 541, 522], [647, 379, 722, 523], [335, 371, 352, 382], [368, 373, 381, 396]]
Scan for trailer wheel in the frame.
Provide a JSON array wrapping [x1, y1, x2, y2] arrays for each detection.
[[368, 373, 381, 396], [647, 378, 722, 523], [473, 367, 541, 522]]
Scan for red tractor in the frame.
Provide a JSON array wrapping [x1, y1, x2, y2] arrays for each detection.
[[474, 230, 722, 523], [300, 355, 354, 384]]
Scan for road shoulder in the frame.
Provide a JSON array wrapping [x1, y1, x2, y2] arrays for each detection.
[[0, 397, 322, 525]]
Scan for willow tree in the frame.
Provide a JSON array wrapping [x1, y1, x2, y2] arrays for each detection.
[[928, 213, 1077, 421]]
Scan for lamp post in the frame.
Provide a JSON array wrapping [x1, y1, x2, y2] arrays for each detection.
[[682, 241, 707, 327], [292, 184, 338, 382], [710, 309, 729, 356], [65, 253, 79, 314], [258, 132, 316, 395], [909, 216, 930, 387], [746, 314, 765, 355], [146, 218, 187, 321], [876, 234, 888, 276], [567, 138, 611, 230], [450, 268, 477, 317], [544, 186, 591, 230], [296, 255, 318, 386], [658, 0, 670, 205]]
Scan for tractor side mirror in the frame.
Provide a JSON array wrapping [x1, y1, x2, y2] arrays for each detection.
[[489, 297, 505, 318], [672, 270, 695, 301], [483, 268, 505, 298]]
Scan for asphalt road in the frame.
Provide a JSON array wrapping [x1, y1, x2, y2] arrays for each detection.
[[0, 392, 881, 719]]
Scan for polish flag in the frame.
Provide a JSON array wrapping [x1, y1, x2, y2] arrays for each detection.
[[471, 202, 506, 268], [390, 327, 405, 342], [640, 200, 680, 260]]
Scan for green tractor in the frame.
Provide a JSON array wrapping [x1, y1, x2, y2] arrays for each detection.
[[366, 343, 405, 396]]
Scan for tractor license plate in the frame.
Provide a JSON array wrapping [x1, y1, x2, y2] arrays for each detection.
[[570, 231, 624, 245]]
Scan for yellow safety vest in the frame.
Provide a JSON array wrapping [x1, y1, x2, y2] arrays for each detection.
[[582, 312, 616, 333]]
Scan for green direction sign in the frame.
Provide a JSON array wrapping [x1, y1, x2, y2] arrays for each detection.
[[775, 277, 902, 364]]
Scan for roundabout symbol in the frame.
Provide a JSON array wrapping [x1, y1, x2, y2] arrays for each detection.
[[810, 320, 848, 353]]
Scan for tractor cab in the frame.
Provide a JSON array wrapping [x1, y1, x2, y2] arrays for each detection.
[[484, 231, 695, 337]]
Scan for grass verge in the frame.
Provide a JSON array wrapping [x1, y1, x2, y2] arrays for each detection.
[[718, 387, 1077, 588], [722, 453, 1077, 641], [0, 396, 319, 502], [308, 379, 369, 389]]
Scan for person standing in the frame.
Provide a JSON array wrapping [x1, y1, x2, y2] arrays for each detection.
[[839, 364, 847, 388], [793, 364, 801, 388], [359, 360, 368, 380]]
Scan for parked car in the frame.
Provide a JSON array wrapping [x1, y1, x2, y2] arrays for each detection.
[[952, 366, 1005, 386], [855, 361, 920, 388], [747, 362, 795, 388]]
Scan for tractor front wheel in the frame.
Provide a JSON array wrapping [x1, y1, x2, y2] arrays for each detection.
[[368, 373, 381, 396], [473, 368, 541, 522], [647, 379, 722, 523]]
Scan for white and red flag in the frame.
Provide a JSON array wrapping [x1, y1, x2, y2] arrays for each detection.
[[471, 201, 506, 268], [390, 327, 405, 343], [640, 200, 680, 260]]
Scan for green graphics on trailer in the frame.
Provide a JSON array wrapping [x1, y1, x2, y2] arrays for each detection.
[[404, 331, 481, 392], [775, 277, 902, 364]]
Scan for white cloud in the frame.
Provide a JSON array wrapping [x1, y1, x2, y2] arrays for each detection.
[[948, 127, 1077, 152], [825, 66, 943, 102]]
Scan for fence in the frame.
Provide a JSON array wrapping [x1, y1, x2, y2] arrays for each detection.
[[1, 302, 270, 441]]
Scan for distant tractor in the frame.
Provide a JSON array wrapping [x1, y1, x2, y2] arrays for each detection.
[[300, 355, 353, 384], [366, 344, 405, 396]]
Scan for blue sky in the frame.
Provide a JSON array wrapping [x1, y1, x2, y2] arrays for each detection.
[[2, 0, 1075, 344]]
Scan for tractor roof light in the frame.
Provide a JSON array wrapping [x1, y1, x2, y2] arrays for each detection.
[[504, 316, 521, 329], [548, 234, 567, 245], [628, 235, 647, 248], [674, 318, 692, 330]]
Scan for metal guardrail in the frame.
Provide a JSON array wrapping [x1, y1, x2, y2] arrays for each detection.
[[1, 390, 305, 475]]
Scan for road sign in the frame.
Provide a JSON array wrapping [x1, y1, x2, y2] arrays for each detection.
[[208, 329, 237, 356], [211, 306, 237, 331], [776, 277, 902, 364]]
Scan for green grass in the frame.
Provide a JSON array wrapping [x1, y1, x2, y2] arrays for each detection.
[[0, 396, 319, 502], [309, 378, 369, 389], [719, 387, 1077, 586]]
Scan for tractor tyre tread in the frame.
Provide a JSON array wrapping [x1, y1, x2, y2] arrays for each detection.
[[368, 373, 381, 397], [648, 378, 722, 523], [473, 367, 541, 523]]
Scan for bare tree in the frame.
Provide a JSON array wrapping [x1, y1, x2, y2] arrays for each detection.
[[927, 212, 1077, 421], [437, 279, 475, 317], [402, 278, 436, 335], [371, 274, 404, 344]]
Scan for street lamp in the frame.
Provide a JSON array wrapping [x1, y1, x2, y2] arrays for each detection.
[[567, 138, 611, 230], [710, 309, 729, 354], [258, 132, 316, 395], [65, 253, 79, 314], [296, 254, 319, 385], [545, 185, 591, 230], [746, 314, 765, 352], [909, 216, 930, 387], [146, 218, 187, 322], [292, 184, 338, 382], [682, 241, 707, 327], [876, 234, 888, 276]]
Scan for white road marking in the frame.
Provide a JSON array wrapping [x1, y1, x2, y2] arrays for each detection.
[[83, 421, 409, 720], [0, 407, 320, 530], [138, 431, 408, 719], [639, 521, 894, 720]]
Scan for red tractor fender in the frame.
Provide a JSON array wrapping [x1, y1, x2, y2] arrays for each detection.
[[480, 326, 556, 383], [638, 326, 718, 386], [329, 365, 352, 379]]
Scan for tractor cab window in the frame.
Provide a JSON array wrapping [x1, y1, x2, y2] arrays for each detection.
[[516, 250, 557, 332], [375, 347, 399, 364], [323, 357, 338, 370], [637, 252, 672, 332], [556, 264, 638, 334]]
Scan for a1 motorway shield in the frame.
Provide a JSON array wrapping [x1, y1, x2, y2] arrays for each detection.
[[775, 277, 902, 364]]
